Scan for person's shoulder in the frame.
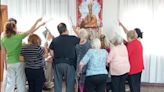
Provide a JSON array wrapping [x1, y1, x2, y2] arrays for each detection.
[[87, 48, 93, 52], [134, 39, 142, 47], [121, 44, 127, 49], [60, 35, 77, 39], [75, 44, 81, 48], [68, 35, 78, 38], [51, 36, 59, 42], [23, 44, 38, 48], [131, 39, 141, 45], [89, 49, 100, 53], [14, 33, 26, 39], [85, 41, 91, 47], [69, 35, 80, 41], [127, 39, 140, 48], [22, 44, 30, 49]]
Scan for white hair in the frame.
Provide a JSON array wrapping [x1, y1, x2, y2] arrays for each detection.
[[91, 38, 101, 49], [116, 35, 123, 45], [79, 28, 89, 39], [111, 34, 123, 46]]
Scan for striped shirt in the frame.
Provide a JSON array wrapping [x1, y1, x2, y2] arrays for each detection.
[[21, 44, 45, 69]]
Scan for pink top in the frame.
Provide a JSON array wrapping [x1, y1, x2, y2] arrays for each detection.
[[107, 44, 130, 75]]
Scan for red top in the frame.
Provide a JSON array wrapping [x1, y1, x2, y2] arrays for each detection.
[[127, 39, 144, 75]]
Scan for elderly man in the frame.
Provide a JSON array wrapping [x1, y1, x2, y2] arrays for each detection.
[[49, 23, 80, 92]]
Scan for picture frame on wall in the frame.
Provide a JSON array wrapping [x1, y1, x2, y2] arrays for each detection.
[[76, 0, 103, 28]]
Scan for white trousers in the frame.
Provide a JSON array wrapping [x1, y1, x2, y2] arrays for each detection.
[[44, 61, 54, 87], [45, 62, 53, 81], [5, 62, 26, 92]]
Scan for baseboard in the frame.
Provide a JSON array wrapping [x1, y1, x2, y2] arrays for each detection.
[[141, 82, 164, 87]]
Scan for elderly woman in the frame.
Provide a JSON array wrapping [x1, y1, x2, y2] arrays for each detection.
[[20, 34, 46, 92], [79, 38, 108, 92], [107, 35, 130, 92], [75, 28, 91, 92], [126, 31, 144, 92]]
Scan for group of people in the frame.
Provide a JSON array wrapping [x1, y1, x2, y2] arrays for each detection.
[[1, 18, 46, 92], [1, 17, 144, 92]]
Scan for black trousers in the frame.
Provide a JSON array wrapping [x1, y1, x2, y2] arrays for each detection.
[[111, 73, 128, 92], [25, 68, 45, 92], [84, 74, 107, 92], [128, 72, 142, 92]]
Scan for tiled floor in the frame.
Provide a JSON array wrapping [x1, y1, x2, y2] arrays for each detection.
[[2, 82, 164, 92], [43, 83, 164, 92]]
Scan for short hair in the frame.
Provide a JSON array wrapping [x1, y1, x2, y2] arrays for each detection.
[[113, 35, 123, 46], [91, 38, 101, 49], [28, 34, 41, 46], [127, 30, 138, 40], [8, 18, 17, 24], [57, 23, 67, 34], [79, 28, 89, 39], [134, 28, 143, 39]]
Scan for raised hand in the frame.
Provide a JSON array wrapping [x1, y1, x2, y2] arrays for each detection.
[[40, 22, 46, 27], [36, 17, 43, 23], [119, 21, 122, 26]]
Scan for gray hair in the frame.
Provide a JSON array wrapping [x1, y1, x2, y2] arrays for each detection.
[[127, 30, 138, 40], [111, 34, 123, 46], [91, 38, 101, 49], [79, 28, 89, 39]]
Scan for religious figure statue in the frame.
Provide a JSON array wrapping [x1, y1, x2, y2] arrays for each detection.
[[82, 3, 97, 28], [79, 0, 101, 28]]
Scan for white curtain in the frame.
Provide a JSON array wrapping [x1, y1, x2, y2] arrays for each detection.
[[142, 55, 164, 83], [118, 0, 164, 56], [1, 0, 77, 42], [1, 0, 164, 83], [117, 0, 164, 83]]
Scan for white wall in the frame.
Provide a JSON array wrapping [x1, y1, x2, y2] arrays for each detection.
[[1, 0, 120, 39], [1, 0, 77, 44], [103, 0, 120, 39], [1, 0, 164, 55]]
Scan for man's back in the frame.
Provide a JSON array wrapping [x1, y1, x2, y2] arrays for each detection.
[[50, 35, 79, 60]]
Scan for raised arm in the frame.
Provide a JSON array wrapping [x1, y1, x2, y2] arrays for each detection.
[[24, 18, 45, 35], [72, 26, 80, 37], [43, 42, 49, 58], [49, 49, 54, 57], [119, 21, 129, 34]]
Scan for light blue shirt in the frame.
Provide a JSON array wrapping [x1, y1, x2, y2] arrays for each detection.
[[80, 49, 108, 76]]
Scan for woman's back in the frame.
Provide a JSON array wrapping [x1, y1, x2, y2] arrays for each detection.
[[81, 49, 108, 76], [76, 41, 91, 63], [1, 33, 26, 64]]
